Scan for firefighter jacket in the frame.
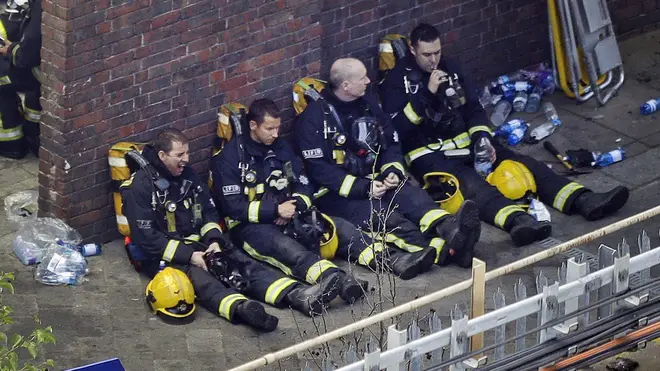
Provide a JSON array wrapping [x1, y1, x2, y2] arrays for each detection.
[[379, 55, 492, 164], [5, 0, 41, 70], [210, 134, 314, 227], [120, 145, 224, 266], [294, 89, 406, 199]]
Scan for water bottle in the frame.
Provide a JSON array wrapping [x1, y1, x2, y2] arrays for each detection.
[[495, 119, 526, 137], [512, 91, 528, 112], [514, 81, 531, 92], [490, 100, 512, 127], [528, 199, 551, 222], [473, 137, 497, 178], [543, 102, 561, 125], [640, 98, 660, 115], [478, 86, 493, 108], [159, 260, 166, 271], [507, 124, 528, 146], [496, 75, 511, 85], [35, 245, 88, 286], [525, 85, 543, 113], [539, 71, 555, 94], [79, 243, 102, 257], [491, 94, 503, 106], [592, 148, 625, 168], [501, 83, 516, 102]]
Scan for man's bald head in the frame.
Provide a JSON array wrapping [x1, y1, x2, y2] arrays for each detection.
[[328, 58, 371, 101]]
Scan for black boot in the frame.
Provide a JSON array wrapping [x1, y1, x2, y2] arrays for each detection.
[[378, 247, 436, 280], [235, 300, 279, 332], [434, 200, 481, 267], [338, 272, 368, 304], [509, 213, 552, 247], [571, 187, 629, 221], [284, 273, 340, 316]]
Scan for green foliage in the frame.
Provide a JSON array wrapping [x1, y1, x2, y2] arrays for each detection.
[[0, 272, 55, 371]]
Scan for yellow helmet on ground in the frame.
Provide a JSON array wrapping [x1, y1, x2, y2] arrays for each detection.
[[422, 172, 465, 214], [486, 160, 537, 200], [319, 213, 339, 260], [146, 267, 196, 321]]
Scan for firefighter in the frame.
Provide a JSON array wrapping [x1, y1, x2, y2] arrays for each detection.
[[210, 98, 373, 305], [294, 58, 482, 273], [121, 129, 341, 331], [0, 0, 42, 158], [379, 23, 629, 247]]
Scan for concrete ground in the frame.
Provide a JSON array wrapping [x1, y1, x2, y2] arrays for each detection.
[[4, 30, 660, 371]]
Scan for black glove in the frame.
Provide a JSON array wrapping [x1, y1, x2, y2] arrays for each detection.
[[204, 251, 249, 292], [566, 149, 595, 168]]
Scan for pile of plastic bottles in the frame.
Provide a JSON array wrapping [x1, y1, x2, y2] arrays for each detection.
[[480, 63, 556, 127], [35, 244, 89, 286]]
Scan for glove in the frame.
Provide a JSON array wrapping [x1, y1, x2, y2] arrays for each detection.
[[566, 149, 595, 168]]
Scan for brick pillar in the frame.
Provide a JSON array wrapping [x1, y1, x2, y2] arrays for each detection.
[[39, 0, 322, 243]]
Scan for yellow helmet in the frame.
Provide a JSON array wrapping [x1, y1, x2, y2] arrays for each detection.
[[486, 160, 537, 200], [145, 267, 196, 321], [319, 213, 339, 260], [422, 172, 465, 214]]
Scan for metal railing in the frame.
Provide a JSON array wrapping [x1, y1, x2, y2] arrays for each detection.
[[230, 205, 660, 371]]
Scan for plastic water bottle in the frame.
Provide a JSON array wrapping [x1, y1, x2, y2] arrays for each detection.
[[79, 243, 102, 257], [513, 91, 528, 112], [539, 71, 555, 94], [543, 102, 561, 125], [490, 100, 512, 127], [592, 148, 625, 168], [514, 81, 532, 92], [496, 75, 511, 85], [495, 119, 527, 137], [473, 137, 496, 178], [34, 245, 88, 286], [159, 260, 166, 271], [501, 83, 516, 102], [528, 199, 551, 222], [479, 86, 493, 108], [640, 98, 660, 115], [525, 85, 543, 113], [507, 124, 529, 146]]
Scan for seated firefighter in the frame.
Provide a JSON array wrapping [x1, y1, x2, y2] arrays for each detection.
[[0, 0, 42, 158], [210, 98, 370, 308], [120, 129, 342, 331], [378, 23, 630, 246], [293, 58, 482, 274]]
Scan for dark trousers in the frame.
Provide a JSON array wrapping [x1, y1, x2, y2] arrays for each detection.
[[232, 223, 340, 284], [0, 66, 41, 154], [409, 142, 589, 231]]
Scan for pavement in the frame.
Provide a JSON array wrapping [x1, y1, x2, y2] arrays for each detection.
[[4, 30, 660, 371]]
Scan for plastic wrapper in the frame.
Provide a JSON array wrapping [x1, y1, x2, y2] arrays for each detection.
[[4, 190, 38, 230], [12, 217, 83, 265], [34, 244, 89, 286]]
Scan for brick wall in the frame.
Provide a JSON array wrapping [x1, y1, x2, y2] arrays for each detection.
[[39, 0, 660, 243]]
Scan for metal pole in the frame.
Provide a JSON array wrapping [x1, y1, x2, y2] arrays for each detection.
[[229, 205, 660, 371]]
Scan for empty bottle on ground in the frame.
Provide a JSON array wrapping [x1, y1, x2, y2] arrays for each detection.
[[592, 148, 625, 168], [525, 85, 543, 113], [513, 91, 528, 112], [474, 137, 497, 178], [490, 99, 512, 127], [640, 98, 660, 115]]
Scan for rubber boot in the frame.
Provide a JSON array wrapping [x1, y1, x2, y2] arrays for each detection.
[[434, 200, 481, 267], [284, 273, 340, 316], [234, 300, 279, 332], [571, 187, 629, 221], [0, 138, 27, 160], [509, 213, 552, 247], [378, 247, 436, 280], [338, 272, 368, 304]]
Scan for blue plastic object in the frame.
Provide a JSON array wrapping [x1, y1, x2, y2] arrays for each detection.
[[66, 358, 125, 371]]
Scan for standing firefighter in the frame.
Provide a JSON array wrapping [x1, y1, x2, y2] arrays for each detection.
[[293, 58, 482, 274], [210, 98, 369, 308], [379, 23, 629, 246], [0, 0, 42, 158], [121, 129, 337, 332]]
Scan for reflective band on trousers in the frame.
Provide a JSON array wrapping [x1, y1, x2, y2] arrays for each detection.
[[553, 182, 585, 212], [162, 240, 180, 262], [248, 201, 260, 223], [305, 260, 337, 284], [405, 132, 471, 164], [0, 76, 10, 85], [218, 293, 246, 320], [419, 209, 450, 233], [242, 242, 293, 276], [358, 242, 385, 266], [403, 102, 423, 125], [264, 277, 297, 305], [200, 222, 221, 236], [430, 237, 445, 264], [339, 175, 356, 197], [494, 205, 526, 229]]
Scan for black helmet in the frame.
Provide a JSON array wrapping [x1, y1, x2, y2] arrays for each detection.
[[205, 250, 249, 292]]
